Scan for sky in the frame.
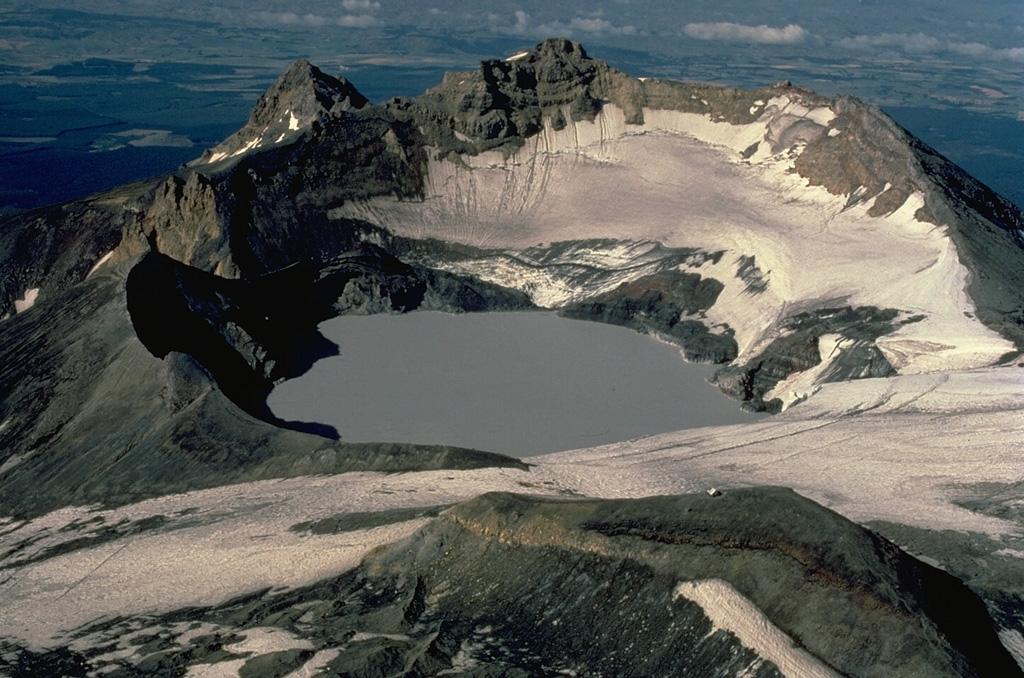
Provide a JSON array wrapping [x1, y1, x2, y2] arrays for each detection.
[[0, 0, 1021, 210], [3, 1, 1021, 88]]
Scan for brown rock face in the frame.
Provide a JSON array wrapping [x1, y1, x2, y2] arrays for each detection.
[[121, 172, 235, 276]]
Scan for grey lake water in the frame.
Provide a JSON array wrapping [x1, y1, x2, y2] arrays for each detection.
[[268, 311, 761, 457]]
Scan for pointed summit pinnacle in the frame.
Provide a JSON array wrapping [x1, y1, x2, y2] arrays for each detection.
[[195, 58, 369, 166]]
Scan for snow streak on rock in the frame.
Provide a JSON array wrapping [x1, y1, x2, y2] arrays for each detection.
[[675, 579, 842, 678]]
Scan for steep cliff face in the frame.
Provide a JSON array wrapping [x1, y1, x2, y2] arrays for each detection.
[[116, 172, 231, 274], [387, 38, 646, 155]]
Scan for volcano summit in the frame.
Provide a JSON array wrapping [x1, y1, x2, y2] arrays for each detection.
[[1, 39, 1023, 677]]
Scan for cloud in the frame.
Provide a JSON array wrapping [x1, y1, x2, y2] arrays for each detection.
[[838, 32, 940, 53], [300, 13, 327, 27], [514, 9, 529, 34], [338, 0, 380, 26], [534, 16, 636, 37], [493, 7, 633, 37], [839, 33, 1024, 62], [338, 14, 378, 28], [341, 0, 380, 10], [570, 18, 611, 33], [683, 22, 807, 45], [258, 12, 329, 27]]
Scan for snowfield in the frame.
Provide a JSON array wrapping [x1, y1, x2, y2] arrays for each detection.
[[331, 98, 1014, 393]]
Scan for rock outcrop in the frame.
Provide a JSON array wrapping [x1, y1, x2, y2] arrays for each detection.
[[560, 269, 738, 363], [711, 306, 907, 412]]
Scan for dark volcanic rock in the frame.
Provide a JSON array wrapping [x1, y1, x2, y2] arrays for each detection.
[[711, 306, 906, 412], [387, 37, 790, 159], [0, 179, 151, 318], [560, 269, 738, 363], [125, 243, 533, 407], [117, 118, 429, 281], [384, 38, 643, 156], [195, 58, 369, 166]]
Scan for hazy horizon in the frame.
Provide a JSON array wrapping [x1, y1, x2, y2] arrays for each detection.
[[0, 0, 1021, 210]]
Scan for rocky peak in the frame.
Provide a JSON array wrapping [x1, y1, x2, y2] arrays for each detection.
[[389, 38, 642, 154], [194, 58, 369, 166], [528, 36, 589, 61], [502, 37, 593, 85], [249, 58, 369, 130]]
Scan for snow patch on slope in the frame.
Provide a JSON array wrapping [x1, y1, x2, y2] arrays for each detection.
[[999, 629, 1024, 671], [285, 649, 342, 676], [87, 250, 114, 277], [13, 288, 39, 313], [227, 626, 314, 654], [674, 579, 842, 678], [185, 660, 248, 677], [202, 108, 304, 165], [0, 452, 28, 475]]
